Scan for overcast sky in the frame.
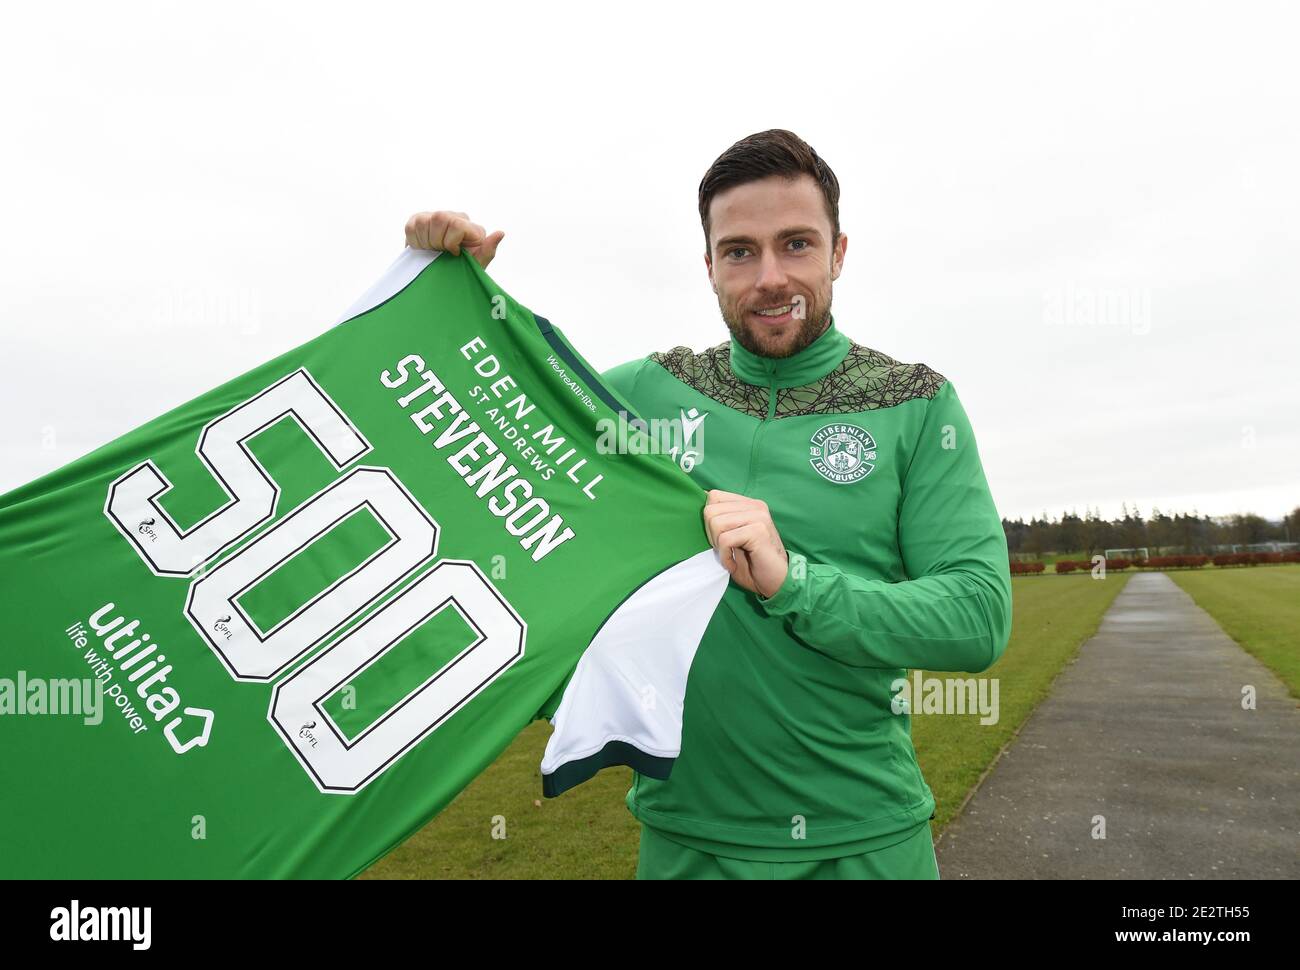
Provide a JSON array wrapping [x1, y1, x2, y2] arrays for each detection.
[[2, 1, 1296, 524]]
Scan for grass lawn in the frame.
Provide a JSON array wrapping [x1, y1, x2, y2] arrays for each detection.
[[1166, 563, 1300, 699], [360, 572, 1132, 879]]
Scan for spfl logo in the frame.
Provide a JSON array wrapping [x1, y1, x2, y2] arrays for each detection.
[[213, 615, 233, 640], [809, 424, 877, 484], [137, 517, 158, 542], [299, 720, 318, 748]]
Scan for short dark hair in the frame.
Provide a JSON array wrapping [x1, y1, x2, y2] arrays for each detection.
[[698, 129, 841, 252]]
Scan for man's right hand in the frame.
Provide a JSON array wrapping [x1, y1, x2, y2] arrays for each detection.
[[404, 211, 505, 270]]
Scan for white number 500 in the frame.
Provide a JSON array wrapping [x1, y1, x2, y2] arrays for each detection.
[[105, 367, 525, 793]]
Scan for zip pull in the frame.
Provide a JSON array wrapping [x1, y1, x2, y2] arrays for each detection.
[[756, 356, 778, 421]]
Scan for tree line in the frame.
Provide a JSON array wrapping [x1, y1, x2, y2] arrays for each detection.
[[1003, 504, 1300, 559]]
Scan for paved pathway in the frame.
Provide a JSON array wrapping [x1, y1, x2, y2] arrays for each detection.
[[935, 571, 1299, 878]]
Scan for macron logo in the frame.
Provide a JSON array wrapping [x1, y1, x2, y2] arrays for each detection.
[[680, 407, 708, 445], [49, 900, 151, 950]]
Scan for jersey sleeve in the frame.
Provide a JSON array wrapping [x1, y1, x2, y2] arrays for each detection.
[[532, 673, 571, 723], [756, 380, 1012, 673], [599, 357, 650, 412], [525, 361, 650, 728]]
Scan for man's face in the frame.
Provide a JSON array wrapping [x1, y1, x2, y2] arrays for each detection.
[[705, 173, 848, 359]]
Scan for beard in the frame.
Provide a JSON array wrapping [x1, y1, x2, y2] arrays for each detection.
[[718, 284, 834, 360]]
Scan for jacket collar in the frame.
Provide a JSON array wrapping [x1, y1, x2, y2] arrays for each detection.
[[727, 314, 850, 389]]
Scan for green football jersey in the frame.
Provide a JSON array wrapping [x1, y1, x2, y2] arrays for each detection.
[[602, 319, 1013, 861], [0, 249, 727, 878]]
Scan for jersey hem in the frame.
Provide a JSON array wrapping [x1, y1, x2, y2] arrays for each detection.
[[626, 791, 937, 857], [543, 740, 675, 798], [646, 817, 933, 863]]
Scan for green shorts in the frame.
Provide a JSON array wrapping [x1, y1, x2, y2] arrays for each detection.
[[635, 821, 940, 880]]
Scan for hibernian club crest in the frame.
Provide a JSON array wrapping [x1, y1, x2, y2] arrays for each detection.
[[809, 424, 876, 484]]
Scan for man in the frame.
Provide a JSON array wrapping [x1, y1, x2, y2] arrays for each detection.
[[403, 129, 1012, 880]]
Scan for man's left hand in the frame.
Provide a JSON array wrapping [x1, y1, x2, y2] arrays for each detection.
[[703, 489, 789, 598]]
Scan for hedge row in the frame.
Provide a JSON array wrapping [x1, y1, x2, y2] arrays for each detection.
[[1143, 555, 1211, 568], [1019, 551, 1300, 575], [1210, 551, 1300, 567], [1055, 559, 1135, 574], [1009, 561, 1046, 575]]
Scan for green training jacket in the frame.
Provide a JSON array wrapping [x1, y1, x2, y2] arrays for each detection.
[[600, 316, 1012, 860]]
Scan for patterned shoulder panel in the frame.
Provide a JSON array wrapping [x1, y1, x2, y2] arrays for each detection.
[[648, 342, 768, 416], [648, 340, 947, 419]]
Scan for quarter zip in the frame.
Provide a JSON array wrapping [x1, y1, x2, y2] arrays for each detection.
[[742, 368, 779, 493], [730, 318, 851, 495]]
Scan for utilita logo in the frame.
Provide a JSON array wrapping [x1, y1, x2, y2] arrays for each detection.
[[49, 900, 151, 950]]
